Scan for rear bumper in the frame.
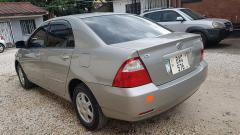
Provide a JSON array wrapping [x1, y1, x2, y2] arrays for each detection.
[[87, 61, 208, 121]]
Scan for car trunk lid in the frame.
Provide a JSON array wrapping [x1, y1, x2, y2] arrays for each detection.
[[111, 33, 203, 86]]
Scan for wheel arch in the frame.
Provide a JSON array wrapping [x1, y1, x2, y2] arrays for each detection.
[[0, 42, 5, 46], [68, 78, 96, 102], [186, 26, 208, 41], [186, 26, 206, 34]]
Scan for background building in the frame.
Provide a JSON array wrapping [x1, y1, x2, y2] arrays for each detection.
[[113, 0, 240, 26], [176, 0, 240, 25], [113, 0, 170, 14], [0, 2, 47, 47]]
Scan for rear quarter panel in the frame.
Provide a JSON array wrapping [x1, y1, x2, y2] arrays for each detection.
[[67, 45, 138, 87], [64, 18, 139, 100]]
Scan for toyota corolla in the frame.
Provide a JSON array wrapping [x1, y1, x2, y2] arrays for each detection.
[[15, 13, 208, 130]]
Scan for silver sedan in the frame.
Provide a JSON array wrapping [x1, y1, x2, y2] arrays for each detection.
[[15, 13, 208, 130]]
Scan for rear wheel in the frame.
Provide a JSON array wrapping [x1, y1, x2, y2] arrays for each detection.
[[193, 32, 208, 47], [16, 64, 34, 89], [73, 84, 107, 130], [0, 44, 5, 53]]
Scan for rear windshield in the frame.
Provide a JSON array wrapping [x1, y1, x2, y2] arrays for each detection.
[[83, 14, 171, 45]]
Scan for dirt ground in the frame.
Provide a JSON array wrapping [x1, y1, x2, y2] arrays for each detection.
[[0, 36, 240, 135]]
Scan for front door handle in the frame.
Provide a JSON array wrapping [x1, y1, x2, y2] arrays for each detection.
[[61, 55, 70, 60], [35, 53, 41, 57]]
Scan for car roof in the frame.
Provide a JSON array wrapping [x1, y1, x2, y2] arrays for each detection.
[[47, 12, 128, 21], [41, 12, 134, 27], [42, 12, 129, 25], [142, 8, 187, 15], [71, 12, 128, 19]]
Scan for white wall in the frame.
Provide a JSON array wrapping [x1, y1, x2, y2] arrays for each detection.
[[113, 0, 131, 13], [113, 0, 169, 13], [35, 17, 43, 28]]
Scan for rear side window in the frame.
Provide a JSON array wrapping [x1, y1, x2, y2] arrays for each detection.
[[83, 14, 170, 45], [161, 11, 182, 22], [47, 20, 74, 48], [144, 11, 162, 22]]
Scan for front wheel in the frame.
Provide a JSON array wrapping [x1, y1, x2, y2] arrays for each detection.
[[73, 84, 107, 130], [16, 64, 34, 89], [193, 32, 208, 47], [0, 44, 5, 53]]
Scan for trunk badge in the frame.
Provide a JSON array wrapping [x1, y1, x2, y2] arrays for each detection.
[[143, 54, 150, 58], [176, 42, 183, 50]]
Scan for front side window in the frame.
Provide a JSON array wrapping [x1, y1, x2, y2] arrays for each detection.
[[47, 20, 74, 48], [83, 15, 171, 45], [28, 25, 48, 48], [144, 11, 162, 22], [161, 11, 182, 22], [20, 20, 36, 35]]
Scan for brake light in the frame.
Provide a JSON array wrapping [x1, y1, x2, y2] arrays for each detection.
[[200, 49, 204, 62], [113, 57, 152, 88]]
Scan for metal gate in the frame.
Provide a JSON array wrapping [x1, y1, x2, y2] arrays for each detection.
[[0, 22, 14, 47], [126, 0, 141, 14], [142, 0, 169, 12]]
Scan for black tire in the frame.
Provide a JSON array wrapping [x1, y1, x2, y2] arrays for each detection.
[[193, 32, 208, 48], [73, 84, 107, 130], [16, 64, 34, 89], [0, 44, 5, 53], [210, 40, 221, 45]]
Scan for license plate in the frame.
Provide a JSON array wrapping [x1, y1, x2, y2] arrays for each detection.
[[169, 52, 190, 75]]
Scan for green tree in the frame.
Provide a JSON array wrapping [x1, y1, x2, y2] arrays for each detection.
[[0, 0, 94, 16]]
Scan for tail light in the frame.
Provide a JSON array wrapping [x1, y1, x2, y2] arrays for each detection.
[[200, 49, 204, 62], [113, 57, 152, 88]]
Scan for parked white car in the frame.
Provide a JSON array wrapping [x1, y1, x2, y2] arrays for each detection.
[[0, 36, 6, 53]]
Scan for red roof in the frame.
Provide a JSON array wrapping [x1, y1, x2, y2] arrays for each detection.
[[0, 2, 47, 17]]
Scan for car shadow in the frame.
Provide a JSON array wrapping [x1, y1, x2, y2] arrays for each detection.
[[205, 30, 240, 50], [33, 85, 180, 133], [100, 106, 179, 134], [34, 86, 75, 113], [228, 30, 240, 38], [205, 43, 232, 50]]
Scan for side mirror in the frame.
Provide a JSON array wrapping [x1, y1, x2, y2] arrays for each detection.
[[176, 17, 184, 22], [15, 41, 26, 48]]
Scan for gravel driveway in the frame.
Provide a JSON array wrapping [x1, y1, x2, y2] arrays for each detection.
[[0, 37, 240, 135]]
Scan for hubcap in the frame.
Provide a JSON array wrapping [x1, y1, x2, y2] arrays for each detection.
[[0, 45, 3, 52], [18, 66, 25, 86], [76, 92, 94, 123]]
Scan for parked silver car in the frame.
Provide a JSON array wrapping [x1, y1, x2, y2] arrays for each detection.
[[141, 8, 233, 46], [0, 36, 6, 53], [15, 13, 208, 130]]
